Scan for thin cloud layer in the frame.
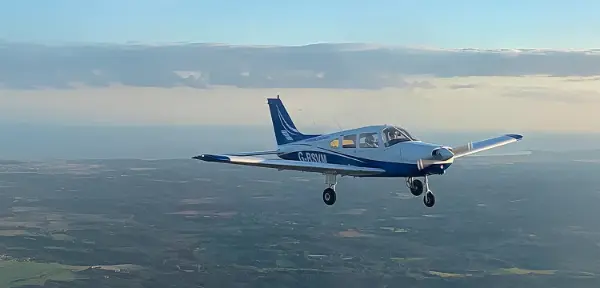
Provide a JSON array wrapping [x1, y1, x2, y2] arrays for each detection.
[[1, 42, 600, 90], [1, 42, 599, 132]]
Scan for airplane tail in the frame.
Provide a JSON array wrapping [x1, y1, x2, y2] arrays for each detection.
[[267, 96, 320, 145]]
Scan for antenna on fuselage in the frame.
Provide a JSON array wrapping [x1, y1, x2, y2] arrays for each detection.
[[332, 116, 343, 131]]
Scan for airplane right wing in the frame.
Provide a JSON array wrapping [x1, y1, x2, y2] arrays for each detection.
[[193, 154, 385, 176], [451, 134, 523, 159]]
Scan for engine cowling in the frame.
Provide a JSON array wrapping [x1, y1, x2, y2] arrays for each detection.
[[431, 146, 454, 161]]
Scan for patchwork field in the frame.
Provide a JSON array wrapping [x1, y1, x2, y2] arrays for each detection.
[[0, 154, 599, 287]]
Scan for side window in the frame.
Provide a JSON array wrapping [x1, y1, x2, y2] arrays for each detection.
[[382, 127, 410, 147], [342, 134, 356, 148], [329, 138, 339, 149], [359, 132, 379, 148]]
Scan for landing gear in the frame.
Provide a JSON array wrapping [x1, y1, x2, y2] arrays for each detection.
[[406, 177, 424, 196], [323, 174, 337, 206], [407, 176, 436, 207], [323, 188, 336, 205], [423, 191, 435, 207]]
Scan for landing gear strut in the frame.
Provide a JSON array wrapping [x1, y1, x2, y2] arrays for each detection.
[[407, 176, 435, 207], [322, 174, 337, 205]]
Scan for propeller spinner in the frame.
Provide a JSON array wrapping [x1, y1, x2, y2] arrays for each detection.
[[417, 146, 455, 171]]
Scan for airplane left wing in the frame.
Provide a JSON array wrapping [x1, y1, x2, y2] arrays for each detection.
[[223, 150, 279, 156], [193, 154, 385, 176], [451, 134, 523, 159]]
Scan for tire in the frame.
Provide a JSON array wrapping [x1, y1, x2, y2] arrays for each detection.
[[323, 188, 336, 205], [410, 179, 424, 196], [423, 191, 435, 207]]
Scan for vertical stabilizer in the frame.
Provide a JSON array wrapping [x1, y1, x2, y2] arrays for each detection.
[[267, 96, 319, 145]]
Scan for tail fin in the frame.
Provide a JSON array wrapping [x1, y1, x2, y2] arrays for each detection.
[[267, 96, 320, 145]]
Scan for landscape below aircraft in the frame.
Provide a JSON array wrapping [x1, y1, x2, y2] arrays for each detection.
[[193, 96, 523, 207]]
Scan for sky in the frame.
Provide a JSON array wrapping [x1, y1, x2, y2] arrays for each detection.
[[1, 0, 599, 48]]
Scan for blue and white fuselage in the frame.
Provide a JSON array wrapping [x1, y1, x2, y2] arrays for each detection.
[[193, 96, 523, 207], [275, 125, 452, 178]]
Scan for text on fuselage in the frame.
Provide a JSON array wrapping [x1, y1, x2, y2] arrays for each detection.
[[298, 152, 328, 163]]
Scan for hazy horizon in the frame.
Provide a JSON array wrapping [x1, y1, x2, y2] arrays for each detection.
[[0, 40, 598, 161]]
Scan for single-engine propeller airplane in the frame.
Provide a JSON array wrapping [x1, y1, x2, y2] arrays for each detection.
[[193, 96, 523, 207]]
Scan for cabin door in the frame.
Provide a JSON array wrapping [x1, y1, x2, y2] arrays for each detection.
[[382, 137, 404, 162]]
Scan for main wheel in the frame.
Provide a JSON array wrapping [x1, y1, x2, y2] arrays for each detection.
[[410, 179, 424, 196], [423, 191, 435, 207], [323, 188, 336, 206]]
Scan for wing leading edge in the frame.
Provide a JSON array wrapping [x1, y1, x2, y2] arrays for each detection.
[[451, 134, 523, 158], [193, 154, 385, 176]]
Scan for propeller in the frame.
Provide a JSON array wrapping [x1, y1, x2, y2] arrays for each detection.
[[417, 158, 454, 171]]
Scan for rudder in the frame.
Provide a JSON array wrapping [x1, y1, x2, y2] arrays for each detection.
[[267, 96, 319, 145]]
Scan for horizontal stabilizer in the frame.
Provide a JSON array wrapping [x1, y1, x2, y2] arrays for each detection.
[[193, 154, 385, 176]]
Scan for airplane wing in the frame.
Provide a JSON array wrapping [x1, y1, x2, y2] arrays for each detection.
[[193, 154, 385, 176], [451, 134, 523, 159], [223, 150, 279, 156]]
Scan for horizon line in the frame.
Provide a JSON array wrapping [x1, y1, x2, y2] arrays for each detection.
[[2, 39, 599, 52]]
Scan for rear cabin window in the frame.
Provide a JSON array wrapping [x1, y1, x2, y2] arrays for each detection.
[[342, 135, 357, 148], [329, 139, 339, 148]]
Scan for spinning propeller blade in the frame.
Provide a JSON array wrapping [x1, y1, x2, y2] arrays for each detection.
[[417, 158, 454, 171]]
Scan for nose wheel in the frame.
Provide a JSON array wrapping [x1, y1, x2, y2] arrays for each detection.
[[423, 191, 435, 207], [407, 176, 435, 208]]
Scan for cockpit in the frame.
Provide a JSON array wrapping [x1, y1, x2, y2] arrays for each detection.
[[381, 125, 418, 147], [328, 125, 418, 150]]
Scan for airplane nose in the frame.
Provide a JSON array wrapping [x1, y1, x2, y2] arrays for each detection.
[[432, 147, 454, 161]]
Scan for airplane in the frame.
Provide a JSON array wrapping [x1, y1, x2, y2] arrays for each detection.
[[193, 96, 523, 208]]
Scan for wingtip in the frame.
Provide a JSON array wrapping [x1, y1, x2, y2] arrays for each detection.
[[506, 134, 524, 141], [192, 154, 230, 162]]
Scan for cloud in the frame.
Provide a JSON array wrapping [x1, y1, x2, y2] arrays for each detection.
[[502, 87, 600, 104], [1, 42, 600, 132], [449, 84, 479, 89], [1, 42, 600, 90], [563, 76, 600, 82], [1, 75, 600, 133]]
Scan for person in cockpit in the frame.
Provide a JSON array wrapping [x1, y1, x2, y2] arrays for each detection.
[[364, 134, 378, 148]]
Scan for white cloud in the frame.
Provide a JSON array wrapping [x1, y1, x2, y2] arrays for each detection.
[[1, 75, 599, 133]]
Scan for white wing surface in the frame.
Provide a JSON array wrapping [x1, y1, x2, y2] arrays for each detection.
[[224, 150, 279, 156], [417, 134, 524, 171], [452, 134, 523, 158], [193, 154, 385, 176]]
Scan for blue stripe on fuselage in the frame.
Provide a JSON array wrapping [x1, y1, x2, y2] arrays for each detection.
[[278, 150, 451, 177]]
